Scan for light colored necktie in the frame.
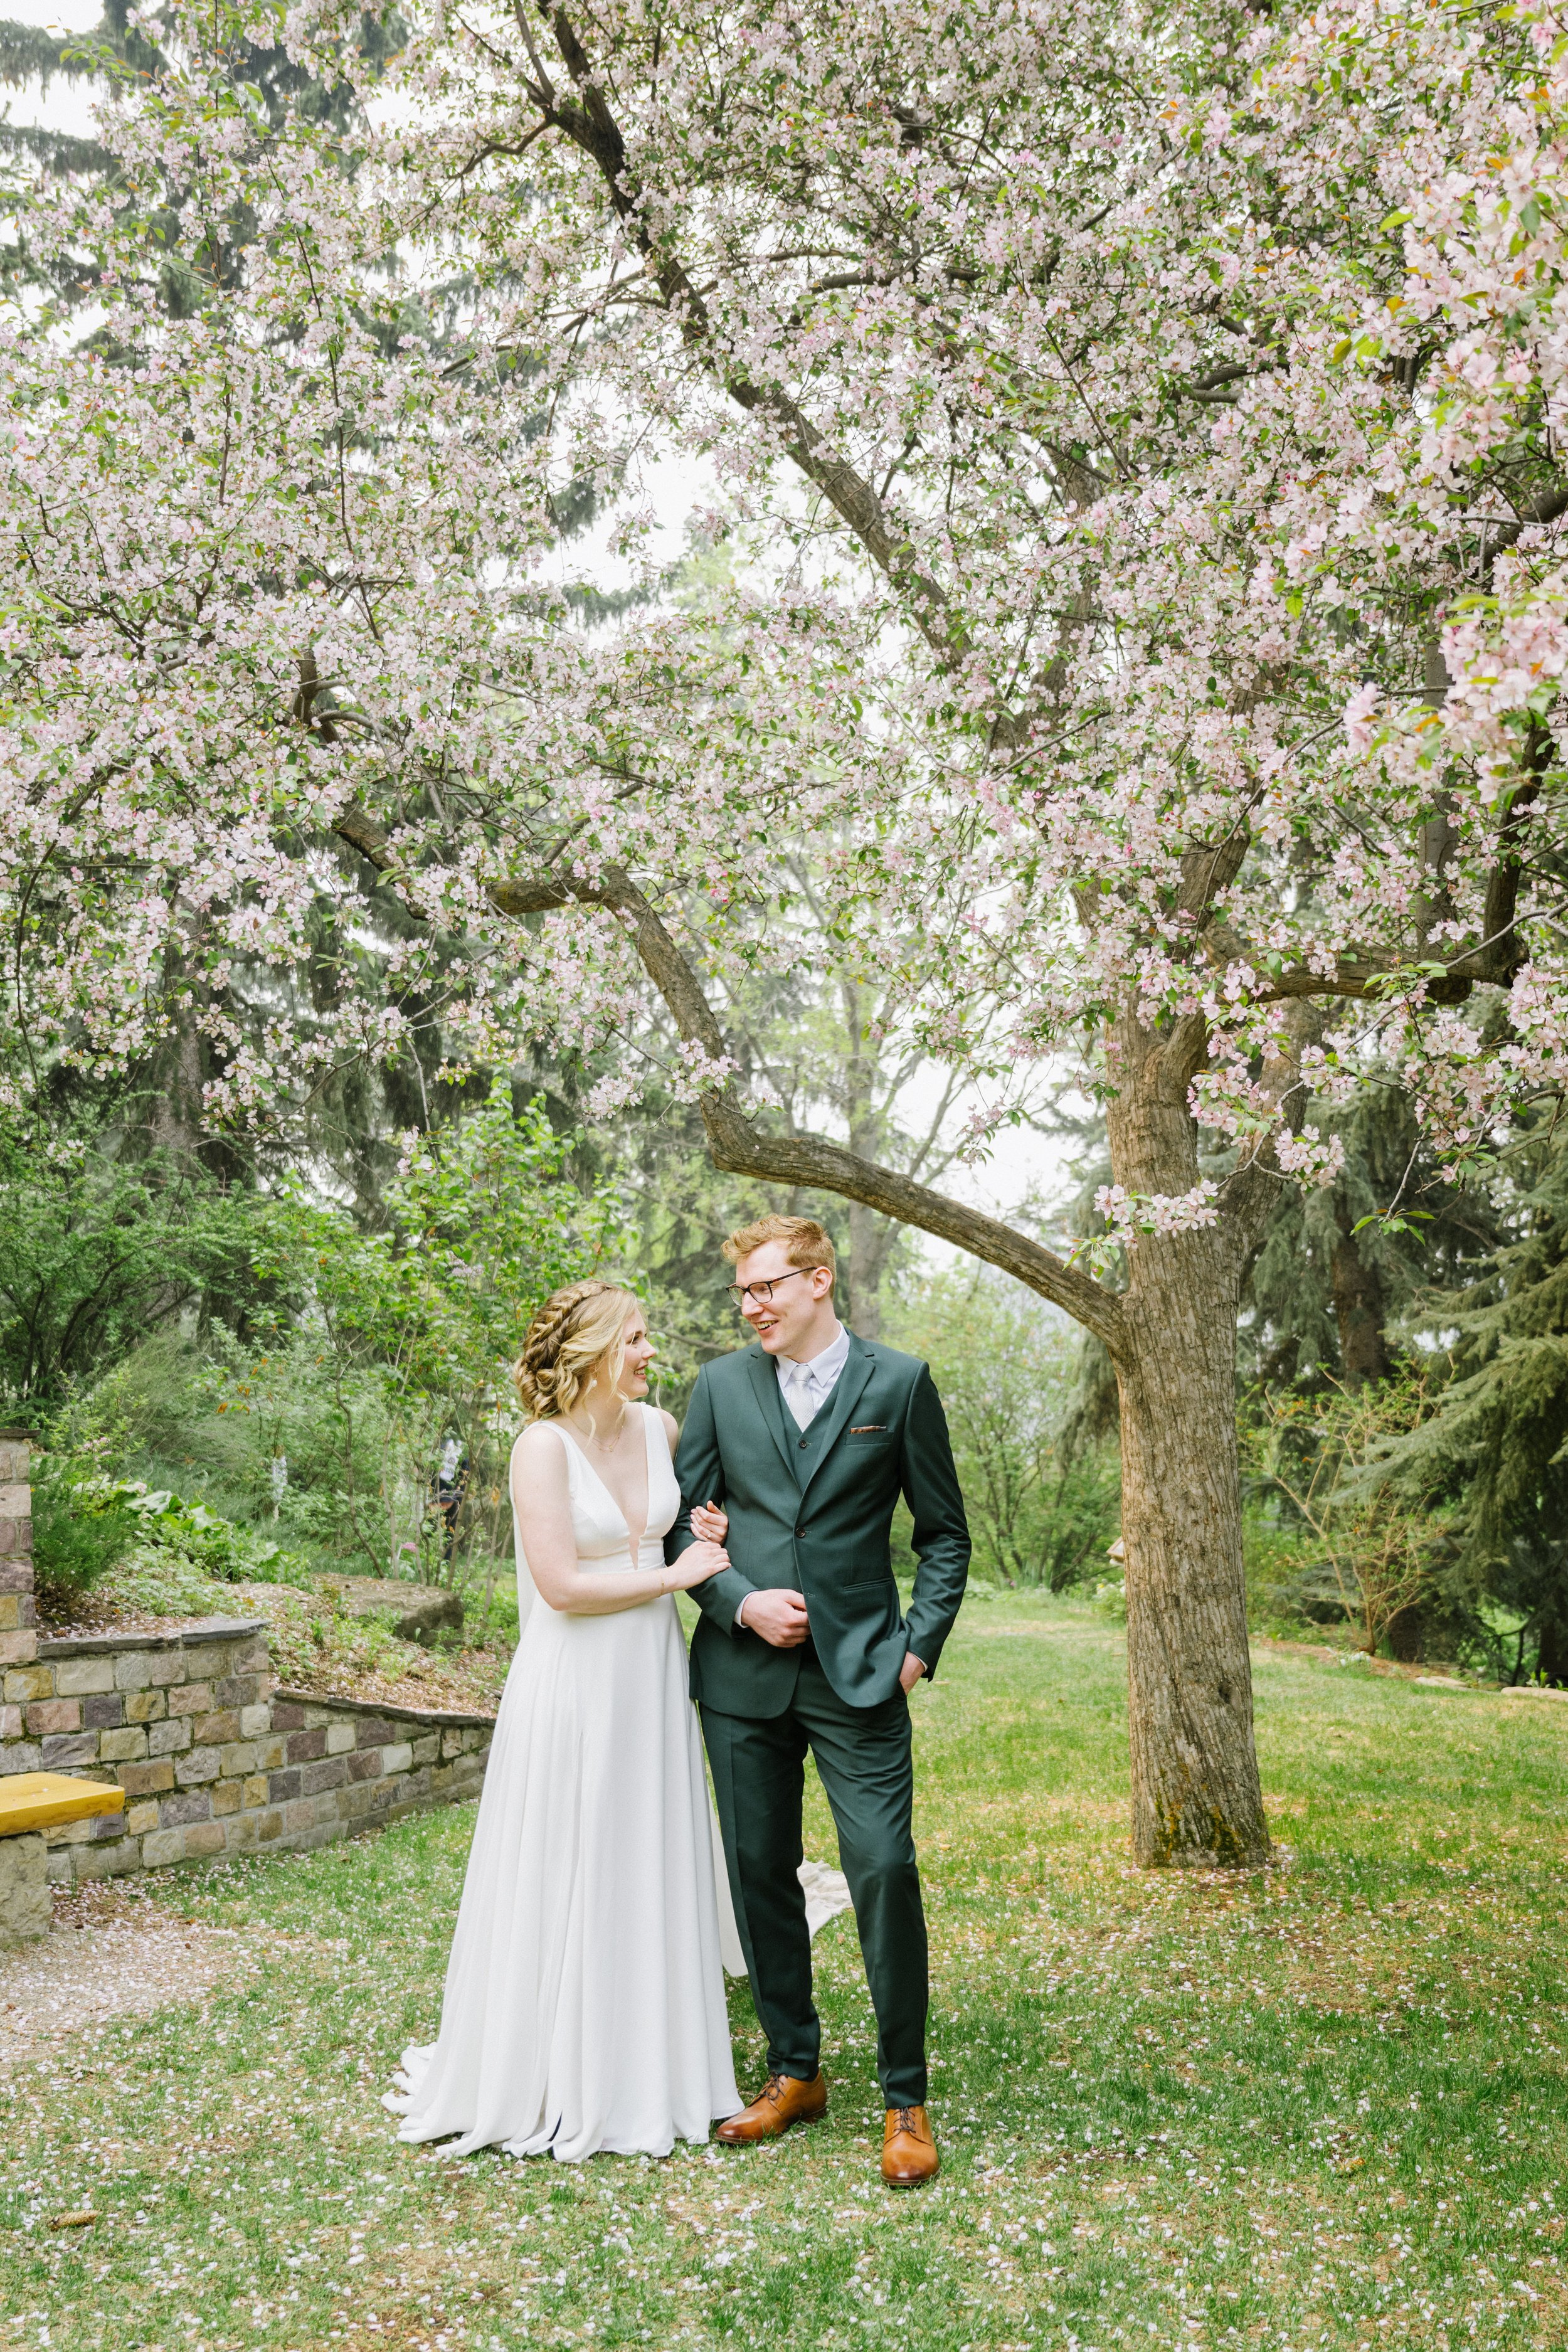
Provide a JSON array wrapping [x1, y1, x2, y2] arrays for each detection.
[[783, 1362, 817, 1431]]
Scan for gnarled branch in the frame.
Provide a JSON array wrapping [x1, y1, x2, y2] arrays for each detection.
[[490, 857, 1128, 1350]]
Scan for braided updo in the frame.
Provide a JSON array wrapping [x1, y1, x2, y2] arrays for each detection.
[[514, 1280, 641, 1422]]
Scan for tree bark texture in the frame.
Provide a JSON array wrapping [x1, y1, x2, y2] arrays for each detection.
[[1108, 1026, 1272, 1868], [1331, 1221, 1390, 1388]]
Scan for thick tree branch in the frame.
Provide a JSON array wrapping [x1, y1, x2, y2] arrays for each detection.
[[491, 856, 1128, 1350]]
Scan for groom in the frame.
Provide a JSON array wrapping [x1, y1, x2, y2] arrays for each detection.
[[669, 1214, 970, 2187]]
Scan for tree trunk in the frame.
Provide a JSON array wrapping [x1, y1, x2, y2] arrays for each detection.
[[846, 1197, 884, 1339], [841, 978, 885, 1338], [1108, 1033, 1272, 1868], [1331, 1219, 1390, 1387]]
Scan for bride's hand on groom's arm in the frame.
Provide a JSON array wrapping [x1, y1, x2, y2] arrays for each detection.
[[667, 1539, 730, 1589], [689, 1501, 728, 1545]]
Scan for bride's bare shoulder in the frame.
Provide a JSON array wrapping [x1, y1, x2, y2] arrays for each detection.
[[656, 1406, 680, 1451], [513, 1421, 568, 1471]]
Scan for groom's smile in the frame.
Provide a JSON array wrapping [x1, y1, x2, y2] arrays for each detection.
[[731, 1242, 840, 1360]]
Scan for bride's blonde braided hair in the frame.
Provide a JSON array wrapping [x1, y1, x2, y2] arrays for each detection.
[[514, 1280, 640, 1422]]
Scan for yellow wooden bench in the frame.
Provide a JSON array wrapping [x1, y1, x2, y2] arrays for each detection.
[[0, 1772, 125, 1836], [0, 1773, 124, 1945]]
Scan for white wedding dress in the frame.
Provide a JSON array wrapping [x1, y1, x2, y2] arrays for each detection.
[[386, 1404, 742, 2160]]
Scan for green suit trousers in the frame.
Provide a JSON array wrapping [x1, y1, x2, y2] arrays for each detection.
[[702, 1650, 928, 2108]]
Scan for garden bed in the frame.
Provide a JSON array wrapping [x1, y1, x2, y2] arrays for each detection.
[[36, 1581, 512, 1717]]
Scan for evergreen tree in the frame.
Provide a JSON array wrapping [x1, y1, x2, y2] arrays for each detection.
[[1372, 1129, 1568, 1685], [1241, 1085, 1504, 1392]]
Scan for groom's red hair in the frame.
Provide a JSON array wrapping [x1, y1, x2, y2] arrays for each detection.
[[723, 1213, 836, 1286]]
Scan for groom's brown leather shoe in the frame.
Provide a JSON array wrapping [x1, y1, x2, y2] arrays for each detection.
[[715, 2071, 828, 2143], [881, 2104, 939, 2186]]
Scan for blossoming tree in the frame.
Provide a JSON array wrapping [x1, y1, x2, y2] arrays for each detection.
[[7, 0, 1568, 1862]]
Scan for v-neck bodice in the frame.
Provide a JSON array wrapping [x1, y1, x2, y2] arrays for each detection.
[[547, 1404, 681, 1569]]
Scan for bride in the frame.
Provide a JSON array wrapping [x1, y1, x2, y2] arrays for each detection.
[[386, 1279, 742, 2160]]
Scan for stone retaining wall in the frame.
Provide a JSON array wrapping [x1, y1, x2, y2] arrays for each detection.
[[0, 1436, 494, 1887]]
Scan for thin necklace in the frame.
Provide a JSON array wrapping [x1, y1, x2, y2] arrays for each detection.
[[575, 1397, 628, 1451]]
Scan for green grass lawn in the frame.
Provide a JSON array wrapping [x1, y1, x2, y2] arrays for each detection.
[[2, 1590, 1565, 2352]]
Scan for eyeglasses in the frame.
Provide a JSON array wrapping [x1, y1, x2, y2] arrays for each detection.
[[726, 1266, 828, 1307]]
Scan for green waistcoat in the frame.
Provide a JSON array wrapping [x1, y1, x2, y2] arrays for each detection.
[[669, 1331, 971, 1717]]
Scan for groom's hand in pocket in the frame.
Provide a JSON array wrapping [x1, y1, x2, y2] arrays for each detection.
[[737, 1590, 811, 1647]]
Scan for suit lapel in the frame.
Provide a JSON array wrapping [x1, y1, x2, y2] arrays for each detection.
[[744, 1345, 799, 1481], [797, 1333, 877, 1501]]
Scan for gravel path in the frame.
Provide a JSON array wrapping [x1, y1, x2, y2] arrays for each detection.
[[0, 1883, 264, 2067]]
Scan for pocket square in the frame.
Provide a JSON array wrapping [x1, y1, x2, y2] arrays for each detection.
[[849, 1424, 887, 1434]]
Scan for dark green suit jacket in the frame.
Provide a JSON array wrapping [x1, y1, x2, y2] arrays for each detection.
[[668, 1331, 970, 1717]]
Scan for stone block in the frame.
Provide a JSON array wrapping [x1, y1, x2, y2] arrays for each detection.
[[141, 1828, 186, 1867], [340, 1780, 377, 1821], [268, 1767, 301, 1803], [0, 1594, 22, 1631], [45, 1845, 72, 1885], [381, 1742, 415, 1777], [113, 1652, 152, 1691], [441, 1728, 465, 1759], [354, 1717, 395, 1749], [0, 1831, 50, 1945], [286, 1727, 327, 1764], [48, 1816, 92, 1845], [82, 1692, 124, 1731], [300, 1756, 347, 1797], [410, 1735, 440, 1766], [325, 1721, 356, 1756], [346, 1747, 383, 1783], [167, 1682, 213, 1719], [216, 1674, 265, 1708], [117, 1759, 175, 1796], [25, 1698, 81, 1737], [148, 1717, 192, 1757], [184, 1822, 225, 1858], [0, 1742, 42, 1776], [0, 1559, 31, 1593], [125, 1690, 166, 1724], [257, 1808, 283, 1842], [302, 1705, 332, 1730], [212, 1779, 241, 1816], [257, 1735, 287, 1770], [225, 1811, 260, 1849], [194, 1710, 240, 1747], [179, 1645, 233, 1677], [71, 1836, 140, 1883], [218, 1741, 258, 1778], [241, 1774, 269, 1808], [41, 1730, 101, 1769], [53, 1659, 116, 1697], [147, 1651, 188, 1687], [4, 1666, 53, 1702], [125, 1800, 159, 1835], [99, 1727, 149, 1764], [283, 1796, 317, 1835], [0, 1703, 19, 1739], [239, 1705, 270, 1739], [159, 1789, 213, 1827], [0, 1514, 31, 1559], [174, 1746, 220, 1788], [270, 1700, 306, 1732], [0, 1631, 38, 1667]]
